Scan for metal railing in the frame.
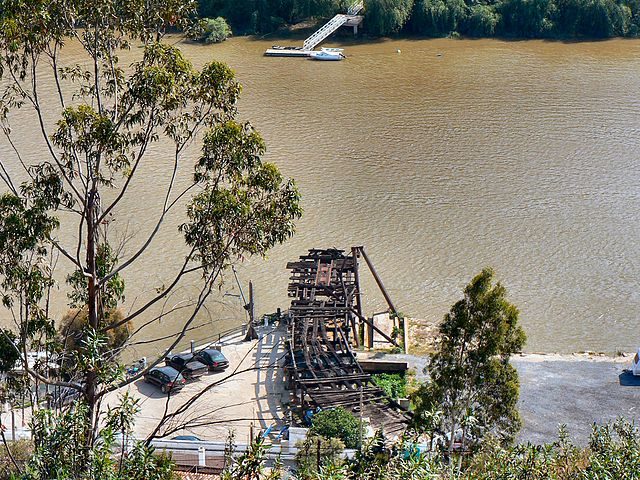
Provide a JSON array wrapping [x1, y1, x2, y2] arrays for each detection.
[[348, 0, 364, 15], [303, 15, 348, 50], [302, 0, 364, 50]]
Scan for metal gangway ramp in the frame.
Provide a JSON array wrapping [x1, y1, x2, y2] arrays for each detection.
[[302, 1, 364, 51]]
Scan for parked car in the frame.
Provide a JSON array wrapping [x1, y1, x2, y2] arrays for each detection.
[[144, 366, 186, 393], [49, 382, 83, 407], [194, 348, 229, 371], [164, 353, 208, 380]]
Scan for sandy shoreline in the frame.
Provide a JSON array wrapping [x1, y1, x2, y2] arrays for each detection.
[[515, 352, 632, 363]]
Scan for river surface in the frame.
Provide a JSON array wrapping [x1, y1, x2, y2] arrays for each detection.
[[2, 36, 640, 355]]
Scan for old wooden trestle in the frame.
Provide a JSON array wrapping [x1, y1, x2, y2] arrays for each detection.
[[285, 247, 409, 435]]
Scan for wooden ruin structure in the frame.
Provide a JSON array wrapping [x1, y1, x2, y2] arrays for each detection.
[[285, 247, 409, 434]]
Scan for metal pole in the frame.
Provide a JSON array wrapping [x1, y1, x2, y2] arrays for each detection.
[[358, 246, 399, 316], [359, 383, 363, 450], [249, 281, 255, 325], [244, 281, 258, 341], [348, 307, 399, 347]]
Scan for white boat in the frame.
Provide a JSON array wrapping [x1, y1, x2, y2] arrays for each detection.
[[632, 348, 640, 376], [310, 49, 346, 61]]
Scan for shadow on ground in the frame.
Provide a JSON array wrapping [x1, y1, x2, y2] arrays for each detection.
[[133, 379, 172, 399]]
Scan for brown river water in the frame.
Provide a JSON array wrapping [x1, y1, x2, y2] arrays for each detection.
[[2, 36, 640, 356]]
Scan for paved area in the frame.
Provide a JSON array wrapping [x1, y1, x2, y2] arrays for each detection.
[[361, 351, 640, 445], [514, 354, 640, 444], [105, 323, 289, 443], [4, 335, 640, 447]]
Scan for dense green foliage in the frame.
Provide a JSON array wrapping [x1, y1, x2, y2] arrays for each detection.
[[412, 268, 526, 452], [295, 434, 346, 477], [371, 373, 407, 399], [0, 0, 301, 475], [199, 0, 640, 38], [18, 395, 176, 480], [193, 16, 233, 42], [215, 420, 640, 479], [309, 407, 362, 449]]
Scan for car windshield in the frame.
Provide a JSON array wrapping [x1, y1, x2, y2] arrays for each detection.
[[204, 350, 225, 360]]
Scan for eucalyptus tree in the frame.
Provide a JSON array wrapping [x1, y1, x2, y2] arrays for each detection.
[[0, 0, 301, 472], [412, 268, 526, 454]]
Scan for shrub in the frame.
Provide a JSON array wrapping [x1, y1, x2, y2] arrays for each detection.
[[372, 373, 407, 399], [0, 439, 32, 477], [309, 407, 362, 449], [197, 17, 232, 43], [295, 434, 345, 477]]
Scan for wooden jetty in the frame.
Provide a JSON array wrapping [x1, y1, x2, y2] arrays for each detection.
[[285, 247, 410, 435]]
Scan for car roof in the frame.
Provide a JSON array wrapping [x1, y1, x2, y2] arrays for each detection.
[[201, 348, 225, 357], [172, 353, 194, 360], [153, 366, 180, 375]]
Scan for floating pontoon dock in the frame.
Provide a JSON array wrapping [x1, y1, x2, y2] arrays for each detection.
[[264, 1, 363, 57], [264, 48, 313, 57]]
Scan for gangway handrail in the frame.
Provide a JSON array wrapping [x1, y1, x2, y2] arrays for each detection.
[[302, 0, 364, 51]]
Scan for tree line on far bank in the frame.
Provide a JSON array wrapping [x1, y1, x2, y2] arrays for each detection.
[[199, 0, 640, 39]]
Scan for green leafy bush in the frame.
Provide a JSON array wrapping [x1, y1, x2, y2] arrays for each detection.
[[295, 434, 345, 477], [309, 407, 362, 449], [196, 17, 232, 43], [372, 373, 407, 399]]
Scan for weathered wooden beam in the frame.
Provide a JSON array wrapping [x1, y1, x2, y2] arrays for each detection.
[[348, 307, 398, 347], [296, 373, 371, 385], [357, 246, 399, 317]]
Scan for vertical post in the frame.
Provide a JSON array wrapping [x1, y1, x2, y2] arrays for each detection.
[[351, 247, 363, 348], [190, 340, 195, 355], [403, 318, 409, 354], [198, 446, 206, 467], [316, 438, 321, 470], [359, 384, 363, 449], [249, 281, 255, 325], [11, 409, 15, 441], [244, 280, 258, 341]]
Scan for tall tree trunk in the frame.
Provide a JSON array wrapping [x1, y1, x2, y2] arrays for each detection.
[[84, 186, 99, 452]]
